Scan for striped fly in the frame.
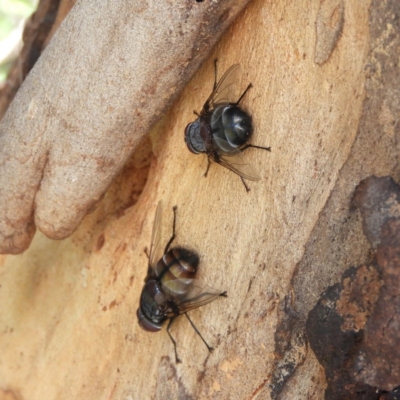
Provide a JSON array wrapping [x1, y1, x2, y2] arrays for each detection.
[[136, 202, 226, 363]]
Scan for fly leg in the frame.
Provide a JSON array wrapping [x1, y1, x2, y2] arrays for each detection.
[[204, 156, 211, 177], [239, 144, 271, 193], [184, 313, 214, 353], [241, 144, 271, 152], [167, 318, 181, 363], [240, 177, 251, 193], [164, 206, 177, 254], [236, 83, 252, 105], [213, 59, 218, 90]]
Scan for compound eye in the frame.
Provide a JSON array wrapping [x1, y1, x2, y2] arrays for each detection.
[[137, 308, 162, 332], [184, 123, 200, 154], [184, 122, 193, 138]]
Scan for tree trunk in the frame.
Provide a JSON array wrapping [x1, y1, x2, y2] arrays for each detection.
[[1, 0, 399, 399]]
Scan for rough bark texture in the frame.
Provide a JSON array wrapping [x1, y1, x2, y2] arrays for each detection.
[[0, 0, 399, 399], [0, 0, 70, 120], [306, 176, 400, 398]]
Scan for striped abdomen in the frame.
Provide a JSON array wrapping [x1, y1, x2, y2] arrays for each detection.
[[155, 247, 199, 297]]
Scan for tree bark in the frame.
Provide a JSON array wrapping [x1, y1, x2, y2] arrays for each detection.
[[1, 0, 399, 399], [0, 0, 251, 254]]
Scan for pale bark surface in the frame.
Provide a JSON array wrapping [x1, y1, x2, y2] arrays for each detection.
[[0, 0, 399, 399], [0, 0, 251, 254]]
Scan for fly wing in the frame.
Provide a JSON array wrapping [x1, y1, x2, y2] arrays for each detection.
[[202, 64, 240, 112], [148, 201, 164, 274], [169, 280, 226, 315], [209, 143, 261, 181]]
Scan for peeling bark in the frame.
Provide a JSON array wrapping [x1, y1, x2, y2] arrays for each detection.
[[306, 176, 400, 397]]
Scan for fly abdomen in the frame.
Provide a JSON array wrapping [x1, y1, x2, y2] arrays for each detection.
[[155, 247, 199, 297], [211, 105, 253, 152]]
